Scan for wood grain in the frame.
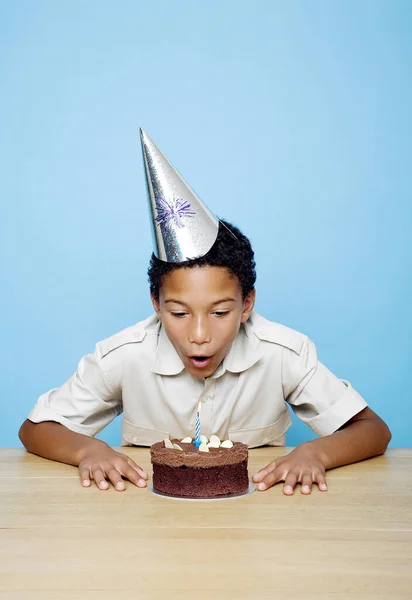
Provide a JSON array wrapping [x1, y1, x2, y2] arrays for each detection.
[[1, 448, 411, 599]]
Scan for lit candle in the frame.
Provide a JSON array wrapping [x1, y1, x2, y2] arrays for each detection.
[[194, 401, 202, 447]]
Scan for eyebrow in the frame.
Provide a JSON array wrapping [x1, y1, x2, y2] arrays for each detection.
[[164, 297, 236, 306]]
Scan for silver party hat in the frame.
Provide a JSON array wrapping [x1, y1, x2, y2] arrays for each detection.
[[140, 128, 219, 262]]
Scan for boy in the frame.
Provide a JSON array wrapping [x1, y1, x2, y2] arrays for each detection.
[[19, 130, 391, 495]]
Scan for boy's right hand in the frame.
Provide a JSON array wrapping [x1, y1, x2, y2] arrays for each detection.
[[78, 447, 148, 491]]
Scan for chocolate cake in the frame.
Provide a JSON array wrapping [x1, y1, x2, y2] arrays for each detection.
[[150, 436, 249, 498]]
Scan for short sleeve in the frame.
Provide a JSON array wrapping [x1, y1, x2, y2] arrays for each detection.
[[28, 350, 123, 437], [282, 338, 368, 436]]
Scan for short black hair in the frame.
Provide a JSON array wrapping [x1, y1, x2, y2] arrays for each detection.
[[148, 219, 256, 301]]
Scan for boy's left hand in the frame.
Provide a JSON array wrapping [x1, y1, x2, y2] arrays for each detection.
[[252, 446, 328, 495]]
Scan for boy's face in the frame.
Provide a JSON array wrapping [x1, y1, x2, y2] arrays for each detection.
[[151, 266, 255, 379]]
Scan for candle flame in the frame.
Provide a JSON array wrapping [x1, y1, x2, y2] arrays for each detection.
[[197, 401, 202, 413]]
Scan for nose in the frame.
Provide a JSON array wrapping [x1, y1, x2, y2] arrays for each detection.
[[188, 316, 211, 345]]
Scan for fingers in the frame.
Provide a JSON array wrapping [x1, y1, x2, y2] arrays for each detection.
[[118, 462, 147, 488], [315, 470, 328, 492], [252, 462, 328, 495], [299, 472, 313, 495], [283, 471, 299, 495], [252, 460, 277, 484], [79, 466, 91, 488], [92, 467, 110, 490], [284, 470, 328, 495], [126, 456, 148, 480], [79, 455, 148, 491], [253, 463, 285, 492], [106, 466, 127, 491]]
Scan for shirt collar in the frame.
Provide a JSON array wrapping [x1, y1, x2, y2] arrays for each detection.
[[151, 323, 186, 376], [212, 316, 263, 378], [151, 313, 263, 377]]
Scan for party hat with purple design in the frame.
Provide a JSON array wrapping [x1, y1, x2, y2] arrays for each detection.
[[140, 128, 219, 263]]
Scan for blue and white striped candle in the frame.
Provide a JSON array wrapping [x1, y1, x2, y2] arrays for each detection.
[[194, 401, 202, 447]]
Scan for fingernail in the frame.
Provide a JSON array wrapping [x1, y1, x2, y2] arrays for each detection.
[[100, 481, 108, 489], [82, 479, 90, 486], [303, 485, 310, 491], [138, 479, 147, 487], [320, 483, 328, 490], [257, 482, 266, 491], [116, 482, 125, 490], [284, 485, 293, 493]]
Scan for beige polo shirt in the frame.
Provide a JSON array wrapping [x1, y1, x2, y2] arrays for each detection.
[[28, 312, 367, 448]]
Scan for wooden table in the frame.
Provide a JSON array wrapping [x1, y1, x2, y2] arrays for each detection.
[[1, 447, 411, 599]]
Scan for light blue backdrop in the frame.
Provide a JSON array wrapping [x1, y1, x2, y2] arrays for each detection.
[[1, 0, 411, 448]]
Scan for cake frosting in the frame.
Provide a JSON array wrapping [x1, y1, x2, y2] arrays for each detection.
[[150, 437, 249, 498]]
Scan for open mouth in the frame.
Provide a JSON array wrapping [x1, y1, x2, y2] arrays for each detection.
[[189, 355, 213, 369]]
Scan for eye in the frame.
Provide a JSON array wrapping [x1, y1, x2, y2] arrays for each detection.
[[171, 311, 187, 318], [213, 310, 229, 317]]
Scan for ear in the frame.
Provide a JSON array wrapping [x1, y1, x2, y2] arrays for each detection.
[[241, 290, 256, 323], [151, 294, 161, 319]]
